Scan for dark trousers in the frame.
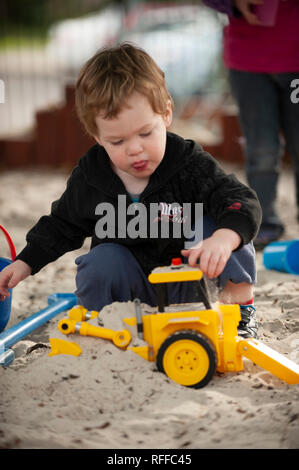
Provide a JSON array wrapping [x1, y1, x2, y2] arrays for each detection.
[[229, 69, 299, 224]]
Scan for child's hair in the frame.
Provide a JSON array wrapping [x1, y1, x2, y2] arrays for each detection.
[[75, 42, 174, 136]]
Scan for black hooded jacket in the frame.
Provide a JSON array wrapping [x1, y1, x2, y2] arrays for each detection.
[[16, 132, 262, 276]]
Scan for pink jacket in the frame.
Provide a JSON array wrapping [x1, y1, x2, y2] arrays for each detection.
[[204, 0, 299, 72]]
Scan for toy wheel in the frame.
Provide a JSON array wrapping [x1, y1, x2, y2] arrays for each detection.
[[156, 330, 217, 388]]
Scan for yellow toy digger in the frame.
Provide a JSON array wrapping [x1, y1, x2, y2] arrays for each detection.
[[123, 259, 299, 388], [57, 258, 299, 389]]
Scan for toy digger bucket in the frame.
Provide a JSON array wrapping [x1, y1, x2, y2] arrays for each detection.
[[0, 225, 17, 333]]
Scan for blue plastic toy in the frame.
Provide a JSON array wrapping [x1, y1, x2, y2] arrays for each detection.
[[0, 225, 78, 366], [0, 225, 16, 332], [0, 293, 77, 366]]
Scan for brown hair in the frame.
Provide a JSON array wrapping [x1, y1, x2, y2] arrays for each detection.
[[75, 42, 173, 136]]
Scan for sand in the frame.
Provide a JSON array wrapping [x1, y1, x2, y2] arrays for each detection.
[[0, 161, 298, 450]]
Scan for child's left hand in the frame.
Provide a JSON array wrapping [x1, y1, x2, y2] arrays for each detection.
[[181, 228, 242, 279]]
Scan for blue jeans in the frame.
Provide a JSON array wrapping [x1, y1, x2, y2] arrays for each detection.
[[75, 216, 256, 311], [229, 70, 299, 225]]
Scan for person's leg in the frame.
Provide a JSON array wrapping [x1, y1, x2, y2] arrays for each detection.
[[196, 215, 258, 337], [75, 242, 202, 312], [75, 241, 200, 310], [229, 69, 284, 243], [75, 243, 158, 311], [275, 72, 299, 221]]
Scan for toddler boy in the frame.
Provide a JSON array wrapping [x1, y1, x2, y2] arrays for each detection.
[[0, 43, 261, 338]]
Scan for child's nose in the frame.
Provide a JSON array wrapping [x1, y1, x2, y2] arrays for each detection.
[[127, 139, 143, 156]]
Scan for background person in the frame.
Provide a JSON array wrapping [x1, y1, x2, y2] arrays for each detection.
[[204, 0, 299, 247]]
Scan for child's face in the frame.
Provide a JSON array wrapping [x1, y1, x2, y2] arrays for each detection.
[[94, 91, 173, 179]]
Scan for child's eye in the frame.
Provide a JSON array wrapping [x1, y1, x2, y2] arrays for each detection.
[[140, 131, 152, 138], [111, 140, 123, 146]]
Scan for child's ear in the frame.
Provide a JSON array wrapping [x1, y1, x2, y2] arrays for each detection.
[[93, 135, 102, 146], [164, 100, 173, 128]]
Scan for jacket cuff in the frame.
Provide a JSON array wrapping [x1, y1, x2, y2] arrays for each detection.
[[215, 212, 256, 249], [15, 243, 55, 275], [203, 1, 239, 17]]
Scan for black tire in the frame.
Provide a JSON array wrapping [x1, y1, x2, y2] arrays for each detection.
[[156, 329, 217, 389]]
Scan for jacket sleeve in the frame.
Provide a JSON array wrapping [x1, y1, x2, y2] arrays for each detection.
[[190, 148, 262, 248], [16, 166, 94, 274], [203, 0, 241, 17]]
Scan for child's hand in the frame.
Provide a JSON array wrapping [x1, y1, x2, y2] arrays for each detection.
[[181, 229, 241, 279], [0, 260, 32, 301]]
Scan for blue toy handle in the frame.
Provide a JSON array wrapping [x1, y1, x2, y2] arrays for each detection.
[[0, 293, 77, 366]]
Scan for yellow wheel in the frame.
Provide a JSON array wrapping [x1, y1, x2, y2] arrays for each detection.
[[156, 330, 217, 388]]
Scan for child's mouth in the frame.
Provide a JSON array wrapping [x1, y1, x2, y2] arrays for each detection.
[[132, 161, 148, 171]]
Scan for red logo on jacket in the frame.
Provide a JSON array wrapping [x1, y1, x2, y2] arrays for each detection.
[[227, 202, 242, 210]]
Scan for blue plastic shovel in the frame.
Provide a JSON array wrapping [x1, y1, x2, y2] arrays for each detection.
[[0, 292, 77, 366]]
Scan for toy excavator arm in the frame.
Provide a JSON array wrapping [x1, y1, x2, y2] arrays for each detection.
[[237, 338, 299, 385]]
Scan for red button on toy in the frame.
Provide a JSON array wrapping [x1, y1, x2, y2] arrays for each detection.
[[171, 258, 182, 266]]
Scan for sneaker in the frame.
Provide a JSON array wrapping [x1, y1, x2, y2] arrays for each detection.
[[254, 222, 284, 250], [238, 304, 258, 339]]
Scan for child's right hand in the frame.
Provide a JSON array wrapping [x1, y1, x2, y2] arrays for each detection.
[[0, 260, 32, 301]]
